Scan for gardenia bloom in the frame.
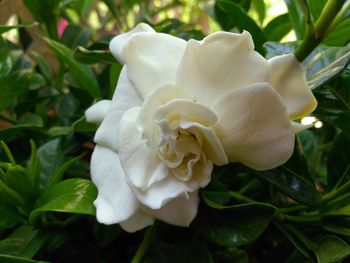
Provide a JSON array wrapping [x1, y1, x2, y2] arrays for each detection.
[[85, 23, 317, 232]]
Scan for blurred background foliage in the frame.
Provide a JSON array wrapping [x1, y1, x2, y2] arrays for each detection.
[[1, 0, 350, 262]]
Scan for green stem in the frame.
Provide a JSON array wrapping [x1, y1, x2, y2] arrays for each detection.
[[228, 191, 255, 203], [131, 222, 158, 263], [282, 213, 321, 224], [294, 0, 347, 62], [327, 0, 350, 34], [278, 204, 308, 214], [322, 177, 350, 203]]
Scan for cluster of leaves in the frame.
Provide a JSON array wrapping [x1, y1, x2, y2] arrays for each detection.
[[1, 0, 350, 262]]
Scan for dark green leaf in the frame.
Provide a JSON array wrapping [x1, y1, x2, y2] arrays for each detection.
[[327, 133, 350, 189], [0, 255, 49, 263], [0, 201, 24, 234], [324, 18, 350, 46], [0, 226, 45, 258], [29, 178, 97, 224], [44, 37, 101, 98], [101, 0, 120, 18], [47, 126, 73, 137], [74, 46, 116, 64], [61, 25, 90, 49], [0, 72, 30, 110], [214, 0, 266, 54], [145, 241, 213, 263], [196, 201, 275, 246], [72, 116, 97, 132], [255, 165, 321, 207], [213, 247, 249, 263], [307, 0, 326, 21]]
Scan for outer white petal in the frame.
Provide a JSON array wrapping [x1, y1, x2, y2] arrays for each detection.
[[122, 32, 186, 99], [109, 23, 155, 63], [94, 67, 142, 152], [268, 54, 317, 119], [148, 191, 199, 227], [119, 107, 212, 209], [176, 31, 268, 106], [91, 145, 139, 224], [214, 82, 295, 170], [119, 210, 155, 233], [85, 100, 111, 124]]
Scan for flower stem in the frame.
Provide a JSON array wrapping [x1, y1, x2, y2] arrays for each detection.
[[294, 0, 347, 62], [131, 222, 158, 263]]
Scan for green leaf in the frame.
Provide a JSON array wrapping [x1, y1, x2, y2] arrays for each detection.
[[0, 22, 38, 34], [196, 200, 275, 246], [0, 226, 45, 258], [22, 0, 60, 39], [315, 235, 350, 263], [29, 178, 97, 224], [284, 0, 306, 40], [0, 37, 12, 78], [252, 0, 265, 24], [0, 72, 30, 110], [327, 133, 350, 189], [213, 247, 249, 263], [43, 37, 101, 98], [145, 241, 214, 263], [74, 47, 116, 64], [0, 255, 49, 263], [72, 116, 97, 132], [307, 0, 326, 20], [61, 25, 90, 49], [37, 139, 64, 191], [264, 13, 292, 41], [214, 0, 266, 54], [101, 0, 120, 18], [255, 165, 321, 207], [0, 201, 24, 234], [324, 18, 350, 46]]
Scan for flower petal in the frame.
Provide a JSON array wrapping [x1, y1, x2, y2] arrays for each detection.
[[91, 145, 139, 224], [85, 100, 111, 124], [268, 54, 317, 119], [154, 99, 228, 165], [119, 107, 212, 209], [176, 31, 268, 106], [148, 191, 199, 227], [214, 82, 295, 170], [119, 107, 168, 191], [122, 32, 186, 99], [94, 67, 142, 152], [119, 210, 155, 233], [109, 23, 155, 63]]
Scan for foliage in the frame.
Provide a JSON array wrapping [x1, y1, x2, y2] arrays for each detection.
[[1, 0, 350, 262]]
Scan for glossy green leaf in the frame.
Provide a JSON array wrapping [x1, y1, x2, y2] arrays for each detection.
[[315, 235, 350, 263], [264, 13, 292, 41], [327, 133, 350, 189], [47, 126, 73, 137], [214, 0, 266, 54], [307, 0, 326, 20], [0, 226, 44, 258], [0, 201, 24, 234], [145, 241, 214, 263], [255, 165, 321, 207], [29, 178, 97, 224], [44, 37, 101, 98], [0, 22, 38, 34], [37, 139, 64, 191], [213, 247, 249, 263], [196, 200, 275, 246], [74, 47, 116, 64]]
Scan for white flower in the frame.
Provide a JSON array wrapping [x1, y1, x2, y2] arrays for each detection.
[[85, 23, 317, 232]]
